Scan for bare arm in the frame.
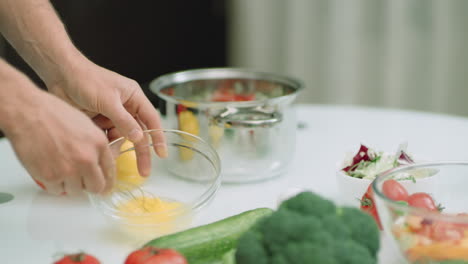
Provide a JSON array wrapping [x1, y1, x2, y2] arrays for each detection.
[[0, 58, 114, 195], [0, 0, 166, 176], [0, 0, 83, 85], [0, 58, 40, 135]]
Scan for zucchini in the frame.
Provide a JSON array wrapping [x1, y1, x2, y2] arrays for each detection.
[[144, 208, 274, 263]]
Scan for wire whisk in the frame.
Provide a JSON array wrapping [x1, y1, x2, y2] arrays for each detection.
[[111, 183, 159, 213]]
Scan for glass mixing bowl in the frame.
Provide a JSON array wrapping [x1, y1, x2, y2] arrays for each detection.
[[373, 161, 468, 264], [88, 129, 221, 239]]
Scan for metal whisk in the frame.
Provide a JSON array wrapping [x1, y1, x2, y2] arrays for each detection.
[[111, 183, 158, 213]]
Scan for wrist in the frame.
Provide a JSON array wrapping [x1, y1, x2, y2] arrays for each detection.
[[0, 77, 45, 138], [40, 48, 90, 88]]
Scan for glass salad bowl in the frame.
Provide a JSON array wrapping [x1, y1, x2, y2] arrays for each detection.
[[373, 161, 468, 264], [88, 129, 221, 239]]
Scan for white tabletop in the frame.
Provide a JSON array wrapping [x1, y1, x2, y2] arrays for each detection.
[[2, 104, 468, 263]]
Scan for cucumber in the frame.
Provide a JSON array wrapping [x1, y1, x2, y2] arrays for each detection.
[[144, 208, 274, 264]]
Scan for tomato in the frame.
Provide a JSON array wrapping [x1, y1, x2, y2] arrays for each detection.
[[233, 94, 255, 101], [212, 89, 235, 102], [455, 213, 468, 227], [165, 87, 175, 96], [382, 180, 409, 201], [407, 193, 438, 211], [416, 222, 433, 237], [431, 221, 464, 241], [125, 247, 187, 264], [176, 105, 187, 114], [54, 253, 100, 264], [212, 86, 255, 102], [360, 183, 382, 230], [213, 93, 255, 102]]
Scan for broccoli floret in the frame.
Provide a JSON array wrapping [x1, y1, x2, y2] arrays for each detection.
[[277, 242, 337, 264], [235, 191, 380, 264], [260, 209, 334, 253], [279, 191, 336, 218], [235, 231, 268, 264], [270, 254, 289, 264], [338, 207, 380, 257], [322, 214, 351, 240], [335, 240, 376, 264]]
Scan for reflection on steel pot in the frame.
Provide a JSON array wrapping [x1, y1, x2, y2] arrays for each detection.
[[150, 68, 303, 183]]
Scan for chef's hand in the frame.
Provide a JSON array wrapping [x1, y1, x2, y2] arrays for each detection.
[[46, 58, 167, 177], [4, 82, 115, 195]]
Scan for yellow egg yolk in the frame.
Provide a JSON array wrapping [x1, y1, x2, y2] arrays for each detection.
[[116, 140, 146, 187], [117, 196, 183, 215], [116, 196, 190, 235], [178, 110, 199, 161]]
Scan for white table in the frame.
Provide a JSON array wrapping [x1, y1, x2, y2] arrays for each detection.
[[2, 104, 468, 263]]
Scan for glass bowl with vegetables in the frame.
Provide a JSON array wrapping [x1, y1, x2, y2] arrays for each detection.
[[373, 161, 468, 263], [88, 129, 221, 239], [336, 144, 435, 207]]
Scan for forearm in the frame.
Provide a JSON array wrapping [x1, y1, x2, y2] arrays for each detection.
[[0, 0, 86, 85], [0, 59, 43, 136]]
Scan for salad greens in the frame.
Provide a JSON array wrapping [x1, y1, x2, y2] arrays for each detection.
[[342, 144, 415, 180]]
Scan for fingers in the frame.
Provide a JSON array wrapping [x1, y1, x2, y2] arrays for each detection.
[[92, 114, 114, 130], [134, 129, 152, 177], [42, 181, 65, 196], [103, 101, 144, 144], [82, 164, 106, 194], [105, 116, 152, 177], [137, 93, 168, 158], [64, 173, 82, 195], [38, 148, 114, 195], [82, 137, 114, 194], [151, 129, 168, 158], [108, 129, 124, 160], [99, 145, 116, 194], [107, 127, 123, 143], [33, 168, 65, 195]]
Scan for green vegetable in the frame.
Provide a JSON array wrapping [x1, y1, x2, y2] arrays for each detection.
[[145, 208, 273, 264], [236, 192, 380, 264]]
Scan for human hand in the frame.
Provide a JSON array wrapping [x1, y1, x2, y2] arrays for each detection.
[[5, 88, 115, 195], [46, 58, 167, 176]]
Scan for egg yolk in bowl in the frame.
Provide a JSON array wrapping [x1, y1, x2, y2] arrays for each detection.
[[116, 140, 146, 187]]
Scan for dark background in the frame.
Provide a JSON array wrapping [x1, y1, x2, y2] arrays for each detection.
[[1, 0, 228, 137]]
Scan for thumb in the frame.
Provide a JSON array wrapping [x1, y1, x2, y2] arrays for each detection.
[[105, 104, 143, 143]]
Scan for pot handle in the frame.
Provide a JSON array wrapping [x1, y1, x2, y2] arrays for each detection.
[[213, 107, 282, 128]]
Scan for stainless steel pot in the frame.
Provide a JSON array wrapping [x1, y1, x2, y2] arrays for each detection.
[[149, 68, 302, 183]]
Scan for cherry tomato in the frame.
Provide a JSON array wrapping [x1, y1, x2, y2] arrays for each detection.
[[212, 88, 235, 102], [55, 253, 100, 264], [125, 247, 187, 264], [176, 105, 187, 114], [407, 193, 438, 211], [213, 95, 234, 102], [360, 183, 382, 230], [455, 213, 468, 227], [212, 85, 255, 102], [431, 221, 464, 241], [213, 93, 255, 102], [165, 87, 175, 96], [233, 94, 255, 101], [416, 222, 433, 237], [382, 179, 409, 201]]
